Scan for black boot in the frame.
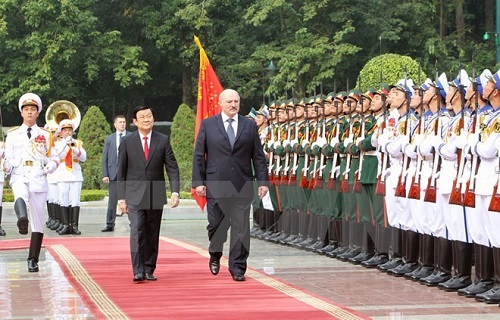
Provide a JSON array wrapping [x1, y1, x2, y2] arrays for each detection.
[[14, 198, 29, 235], [459, 244, 494, 298], [408, 234, 434, 281], [70, 206, 81, 235], [27, 232, 44, 272], [45, 201, 52, 228], [50, 204, 61, 230], [58, 206, 71, 235], [0, 206, 6, 236], [441, 241, 473, 291], [421, 237, 452, 286], [390, 230, 419, 277], [477, 247, 500, 304]]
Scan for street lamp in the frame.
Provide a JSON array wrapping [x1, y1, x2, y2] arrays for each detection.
[[483, 32, 500, 66], [265, 60, 278, 96], [483, 0, 500, 66]]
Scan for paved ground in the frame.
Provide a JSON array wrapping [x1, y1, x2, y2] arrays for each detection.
[[0, 199, 500, 319]]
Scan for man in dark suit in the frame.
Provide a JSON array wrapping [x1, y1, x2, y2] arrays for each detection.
[[192, 89, 269, 281], [117, 105, 180, 283], [101, 115, 127, 232]]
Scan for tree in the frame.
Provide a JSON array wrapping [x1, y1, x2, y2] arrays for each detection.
[[358, 54, 427, 89], [77, 105, 111, 189], [170, 103, 195, 192]]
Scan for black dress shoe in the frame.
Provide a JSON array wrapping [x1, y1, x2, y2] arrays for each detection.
[[348, 252, 374, 265], [441, 276, 472, 292], [476, 286, 500, 303], [232, 274, 246, 281], [101, 226, 114, 232], [0, 226, 6, 236], [459, 281, 494, 298], [361, 254, 388, 268], [209, 258, 220, 275], [423, 271, 452, 286], [407, 265, 434, 281], [145, 273, 157, 281], [390, 262, 419, 277], [133, 273, 145, 282], [377, 257, 403, 272], [326, 246, 349, 258], [27, 258, 39, 272]]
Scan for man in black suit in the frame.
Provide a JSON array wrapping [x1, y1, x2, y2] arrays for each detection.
[[192, 89, 269, 281], [101, 115, 127, 232], [117, 105, 180, 283]]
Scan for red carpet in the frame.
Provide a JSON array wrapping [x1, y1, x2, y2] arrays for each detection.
[[0, 237, 368, 320]]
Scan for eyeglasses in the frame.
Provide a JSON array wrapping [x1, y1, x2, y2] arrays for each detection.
[[137, 114, 153, 120]]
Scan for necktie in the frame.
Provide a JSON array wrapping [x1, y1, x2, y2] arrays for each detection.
[[143, 136, 149, 160], [227, 118, 235, 148], [119, 133, 123, 144], [27, 127, 32, 139]]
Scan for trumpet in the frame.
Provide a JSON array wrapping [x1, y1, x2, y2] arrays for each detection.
[[66, 137, 77, 148]]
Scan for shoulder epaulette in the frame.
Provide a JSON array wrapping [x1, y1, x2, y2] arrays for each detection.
[[8, 126, 20, 132]]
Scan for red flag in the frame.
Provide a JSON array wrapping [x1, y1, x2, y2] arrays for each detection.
[[192, 35, 223, 210]]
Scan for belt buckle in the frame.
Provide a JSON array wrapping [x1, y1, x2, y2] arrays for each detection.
[[24, 160, 33, 166]]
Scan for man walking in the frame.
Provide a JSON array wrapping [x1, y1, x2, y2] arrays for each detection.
[[192, 89, 269, 281]]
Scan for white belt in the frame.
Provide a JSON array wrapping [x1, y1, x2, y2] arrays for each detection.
[[364, 151, 378, 156]]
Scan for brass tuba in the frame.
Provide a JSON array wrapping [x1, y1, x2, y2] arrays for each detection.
[[45, 100, 81, 131]]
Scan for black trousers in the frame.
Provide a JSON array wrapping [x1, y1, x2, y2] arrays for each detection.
[[207, 197, 251, 276], [105, 180, 118, 228], [128, 204, 163, 275]]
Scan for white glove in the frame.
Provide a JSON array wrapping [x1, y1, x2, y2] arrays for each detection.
[[343, 137, 353, 147], [316, 136, 327, 147], [330, 137, 339, 147], [282, 140, 291, 148], [467, 132, 479, 147], [290, 139, 299, 147], [377, 133, 389, 148], [431, 135, 443, 150], [72, 146, 80, 155], [397, 134, 409, 146], [43, 161, 57, 174], [404, 144, 417, 159], [301, 139, 309, 149], [273, 141, 281, 149], [267, 140, 274, 149]]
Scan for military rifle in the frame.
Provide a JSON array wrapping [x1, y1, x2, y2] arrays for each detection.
[[352, 78, 364, 193], [395, 69, 411, 198], [464, 67, 481, 208], [339, 79, 352, 193], [327, 95, 341, 190], [489, 158, 500, 212], [375, 71, 388, 196], [408, 65, 424, 199], [449, 67, 467, 205], [424, 62, 441, 203], [299, 97, 311, 188]]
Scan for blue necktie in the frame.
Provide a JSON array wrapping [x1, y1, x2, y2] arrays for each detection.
[[226, 118, 235, 148]]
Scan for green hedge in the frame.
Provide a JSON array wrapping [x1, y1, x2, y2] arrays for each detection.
[[2, 189, 192, 202]]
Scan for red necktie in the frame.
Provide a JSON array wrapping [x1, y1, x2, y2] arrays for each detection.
[[143, 136, 149, 160]]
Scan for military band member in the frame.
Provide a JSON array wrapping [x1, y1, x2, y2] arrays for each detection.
[[53, 119, 86, 235], [4, 93, 58, 272]]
